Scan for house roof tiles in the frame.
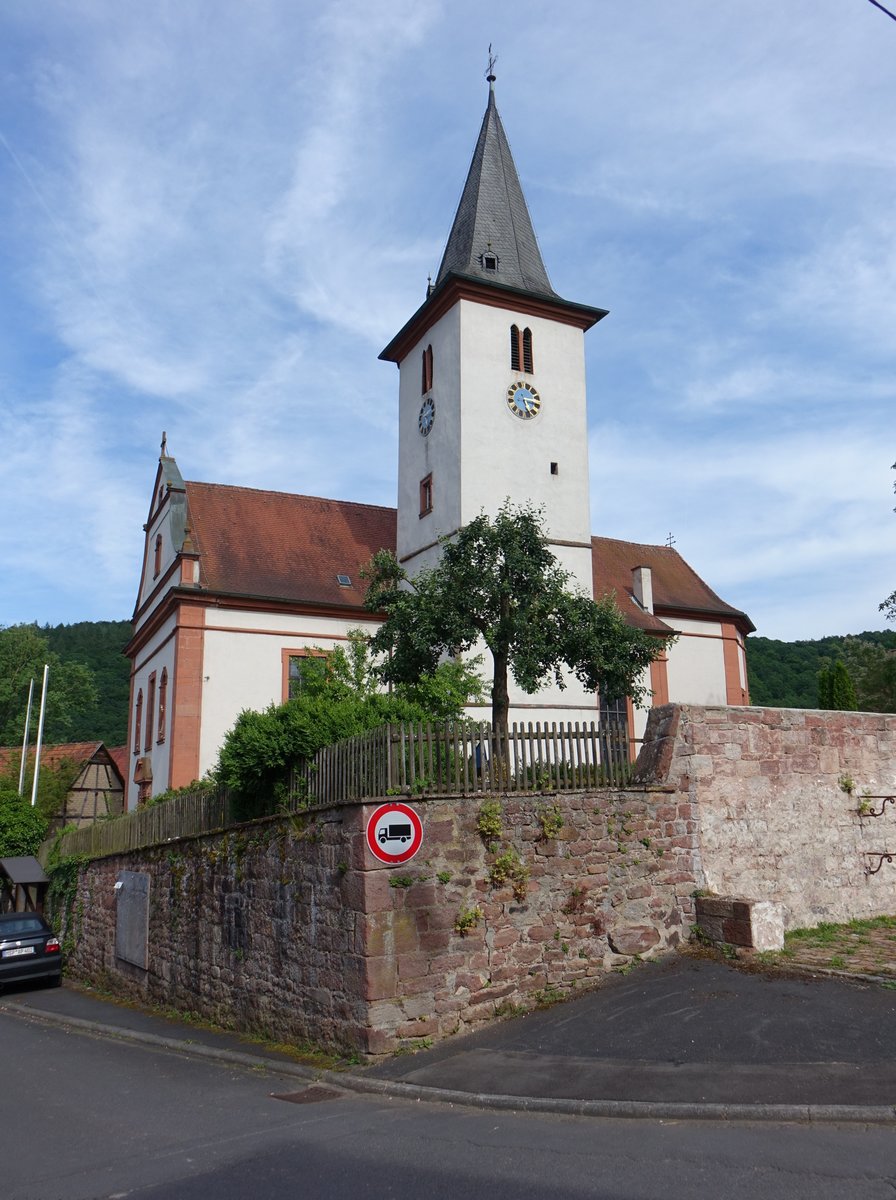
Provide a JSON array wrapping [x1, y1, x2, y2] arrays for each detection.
[[184, 482, 397, 610], [591, 536, 754, 634], [171, 481, 751, 633]]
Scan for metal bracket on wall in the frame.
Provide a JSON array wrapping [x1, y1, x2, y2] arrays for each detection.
[[864, 852, 895, 877], [861, 795, 896, 819]]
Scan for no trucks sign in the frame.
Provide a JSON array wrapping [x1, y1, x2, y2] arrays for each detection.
[[365, 802, 424, 865]]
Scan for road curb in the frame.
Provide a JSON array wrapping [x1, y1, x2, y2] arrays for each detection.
[[6, 1000, 896, 1125]]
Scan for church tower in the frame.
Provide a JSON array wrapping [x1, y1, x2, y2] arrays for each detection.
[[380, 73, 607, 603]]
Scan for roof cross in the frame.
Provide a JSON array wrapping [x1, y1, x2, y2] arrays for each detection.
[[486, 44, 497, 87]]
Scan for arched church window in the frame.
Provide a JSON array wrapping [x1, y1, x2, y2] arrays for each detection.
[[421, 345, 433, 394], [145, 673, 156, 752], [157, 668, 168, 744], [134, 690, 143, 755], [510, 326, 533, 374]]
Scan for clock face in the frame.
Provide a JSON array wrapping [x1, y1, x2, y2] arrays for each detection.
[[418, 397, 435, 436], [507, 382, 541, 420]]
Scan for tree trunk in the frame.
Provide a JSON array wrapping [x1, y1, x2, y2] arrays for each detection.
[[492, 647, 510, 736]]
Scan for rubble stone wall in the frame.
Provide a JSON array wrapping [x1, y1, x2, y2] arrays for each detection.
[[639, 704, 896, 929], [62, 785, 698, 1056]]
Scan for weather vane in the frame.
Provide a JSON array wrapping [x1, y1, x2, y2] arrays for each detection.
[[486, 44, 497, 85]]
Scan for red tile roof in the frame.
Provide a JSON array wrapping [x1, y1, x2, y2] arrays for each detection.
[[176, 481, 751, 632], [591, 536, 754, 634], [107, 746, 128, 785], [184, 483, 397, 610], [0, 742, 105, 776]]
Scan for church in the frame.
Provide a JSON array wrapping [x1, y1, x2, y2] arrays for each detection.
[[124, 78, 753, 809]]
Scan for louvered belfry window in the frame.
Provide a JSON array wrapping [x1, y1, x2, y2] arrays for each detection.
[[510, 326, 533, 374], [522, 327, 533, 374], [421, 344, 433, 394]]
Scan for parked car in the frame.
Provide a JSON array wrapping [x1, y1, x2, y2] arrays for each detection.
[[0, 912, 61, 990]]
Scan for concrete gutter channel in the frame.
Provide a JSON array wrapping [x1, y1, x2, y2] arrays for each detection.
[[4, 982, 896, 1125]]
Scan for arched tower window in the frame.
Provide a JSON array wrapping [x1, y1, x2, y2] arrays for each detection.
[[153, 533, 162, 578], [133, 690, 143, 755], [522, 327, 533, 374], [157, 668, 168, 744], [421, 344, 433, 394], [511, 326, 533, 374]]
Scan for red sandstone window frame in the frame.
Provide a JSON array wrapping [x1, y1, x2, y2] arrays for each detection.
[[510, 325, 533, 374], [421, 344, 433, 394], [145, 672, 156, 753], [133, 689, 143, 755], [157, 667, 168, 744], [281, 647, 331, 702], [419, 473, 433, 517]]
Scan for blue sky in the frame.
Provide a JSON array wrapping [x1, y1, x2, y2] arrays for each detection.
[[1, 0, 894, 641]]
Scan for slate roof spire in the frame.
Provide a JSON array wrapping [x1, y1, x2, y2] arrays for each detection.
[[435, 73, 557, 299]]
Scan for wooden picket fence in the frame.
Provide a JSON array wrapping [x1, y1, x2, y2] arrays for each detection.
[[50, 720, 633, 861], [291, 719, 633, 806], [49, 788, 231, 861]]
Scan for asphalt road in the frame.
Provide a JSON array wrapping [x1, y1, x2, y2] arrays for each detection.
[[4, 1002, 896, 1200]]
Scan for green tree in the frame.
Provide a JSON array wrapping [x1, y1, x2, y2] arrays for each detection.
[[363, 502, 669, 734], [841, 637, 896, 713], [0, 625, 98, 746], [216, 632, 483, 816], [295, 629, 485, 717], [818, 659, 857, 710], [0, 788, 48, 857]]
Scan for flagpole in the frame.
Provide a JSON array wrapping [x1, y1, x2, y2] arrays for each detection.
[[30, 665, 49, 809], [18, 678, 34, 796]]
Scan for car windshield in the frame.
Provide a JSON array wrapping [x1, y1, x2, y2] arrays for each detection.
[[0, 917, 46, 936]]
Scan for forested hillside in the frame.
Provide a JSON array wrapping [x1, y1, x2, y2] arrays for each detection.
[[43, 619, 132, 745], [747, 630, 896, 711]]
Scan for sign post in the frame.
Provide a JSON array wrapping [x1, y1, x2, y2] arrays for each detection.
[[365, 802, 424, 865]]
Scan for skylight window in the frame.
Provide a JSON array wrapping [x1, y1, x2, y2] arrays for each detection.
[[336, 573, 352, 587], [479, 251, 498, 272]]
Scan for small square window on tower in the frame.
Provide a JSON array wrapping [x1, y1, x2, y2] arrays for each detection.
[[419, 473, 433, 517]]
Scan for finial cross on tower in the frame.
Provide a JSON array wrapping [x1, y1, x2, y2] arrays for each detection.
[[486, 44, 497, 86]]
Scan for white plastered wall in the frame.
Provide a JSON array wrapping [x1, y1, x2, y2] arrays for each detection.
[[663, 617, 728, 707], [197, 609, 383, 780]]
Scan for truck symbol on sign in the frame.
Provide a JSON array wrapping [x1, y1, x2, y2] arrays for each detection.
[[379, 822, 413, 845]]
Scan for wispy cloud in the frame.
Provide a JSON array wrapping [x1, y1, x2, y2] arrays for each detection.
[[0, 0, 894, 644]]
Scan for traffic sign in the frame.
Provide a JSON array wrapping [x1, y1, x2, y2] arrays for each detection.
[[366, 802, 424, 865]]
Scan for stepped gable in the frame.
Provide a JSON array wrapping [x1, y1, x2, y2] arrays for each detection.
[[184, 482, 397, 609]]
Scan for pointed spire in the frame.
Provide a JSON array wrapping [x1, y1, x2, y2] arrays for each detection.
[[435, 75, 556, 298]]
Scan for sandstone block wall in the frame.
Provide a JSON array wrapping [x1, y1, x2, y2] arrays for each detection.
[[639, 705, 896, 929], [61, 786, 698, 1056]]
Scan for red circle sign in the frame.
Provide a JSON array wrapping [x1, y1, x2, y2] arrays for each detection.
[[365, 802, 424, 865]]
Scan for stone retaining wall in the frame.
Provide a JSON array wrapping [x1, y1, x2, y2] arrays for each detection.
[[638, 705, 896, 929], [60, 704, 896, 1054], [61, 786, 698, 1055]]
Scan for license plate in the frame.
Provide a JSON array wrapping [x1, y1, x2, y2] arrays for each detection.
[[2, 946, 35, 958]]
